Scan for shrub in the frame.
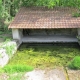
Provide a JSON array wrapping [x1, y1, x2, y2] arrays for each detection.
[[3, 64, 34, 73], [72, 12, 80, 17], [21, 0, 80, 8], [68, 56, 80, 70], [35, 0, 58, 9]]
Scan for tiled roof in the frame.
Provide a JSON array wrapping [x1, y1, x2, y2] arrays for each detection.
[[9, 7, 80, 29]]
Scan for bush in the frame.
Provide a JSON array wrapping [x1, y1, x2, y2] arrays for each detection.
[[22, 0, 80, 8], [68, 56, 80, 70], [3, 64, 34, 73], [72, 12, 80, 17]]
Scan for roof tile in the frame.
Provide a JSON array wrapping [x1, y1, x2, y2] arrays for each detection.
[[9, 7, 80, 29]]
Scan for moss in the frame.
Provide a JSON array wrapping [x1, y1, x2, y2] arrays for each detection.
[[8, 45, 80, 69]]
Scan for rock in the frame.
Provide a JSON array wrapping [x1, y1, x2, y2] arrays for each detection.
[[2, 41, 17, 55], [67, 69, 80, 80], [24, 68, 66, 80], [0, 41, 17, 67], [25, 70, 45, 80], [0, 48, 9, 67], [0, 73, 9, 80], [46, 69, 66, 80]]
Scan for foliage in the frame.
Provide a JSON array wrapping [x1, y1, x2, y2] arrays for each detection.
[[0, 67, 4, 73], [8, 73, 24, 80], [8, 44, 80, 69], [0, 0, 80, 32], [22, 0, 80, 8], [33, 0, 59, 8], [22, 0, 35, 7], [0, 0, 2, 17], [2, 40, 15, 57], [0, 67, 25, 80], [3, 64, 34, 73], [72, 12, 80, 17], [68, 56, 80, 70], [0, 0, 80, 28], [4, 44, 15, 56], [59, 0, 80, 8], [0, 31, 12, 41]]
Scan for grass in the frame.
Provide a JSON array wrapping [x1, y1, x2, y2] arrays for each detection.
[[8, 73, 24, 80], [0, 64, 33, 80], [0, 72, 25, 80], [3, 64, 34, 73], [0, 43, 80, 79], [68, 56, 80, 69], [8, 43, 80, 69], [0, 64, 34, 74]]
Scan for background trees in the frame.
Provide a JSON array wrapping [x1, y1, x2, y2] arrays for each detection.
[[0, 0, 80, 31]]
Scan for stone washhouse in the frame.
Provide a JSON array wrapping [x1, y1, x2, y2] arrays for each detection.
[[8, 7, 80, 45]]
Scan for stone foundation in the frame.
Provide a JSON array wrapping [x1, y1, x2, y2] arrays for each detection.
[[0, 41, 17, 67]]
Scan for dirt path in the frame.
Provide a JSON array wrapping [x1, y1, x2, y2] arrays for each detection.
[[0, 68, 80, 80], [23, 68, 67, 80], [23, 68, 80, 80]]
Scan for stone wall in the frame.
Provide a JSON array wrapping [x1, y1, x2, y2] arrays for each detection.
[[0, 41, 17, 67]]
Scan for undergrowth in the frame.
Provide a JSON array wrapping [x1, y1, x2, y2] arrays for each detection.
[[8, 73, 24, 80], [72, 12, 80, 17], [8, 44, 80, 69], [68, 56, 80, 70], [0, 64, 33, 80], [0, 64, 34, 73]]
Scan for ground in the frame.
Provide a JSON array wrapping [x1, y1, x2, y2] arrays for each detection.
[[0, 68, 80, 80], [9, 43, 80, 68], [0, 31, 80, 80]]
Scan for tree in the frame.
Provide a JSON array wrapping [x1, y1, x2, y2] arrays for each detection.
[[0, 0, 80, 30], [0, 0, 2, 17]]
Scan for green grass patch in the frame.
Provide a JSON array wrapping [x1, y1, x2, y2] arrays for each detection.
[[8, 44, 80, 69], [68, 56, 80, 70], [3, 64, 34, 73], [0, 64, 33, 73]]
